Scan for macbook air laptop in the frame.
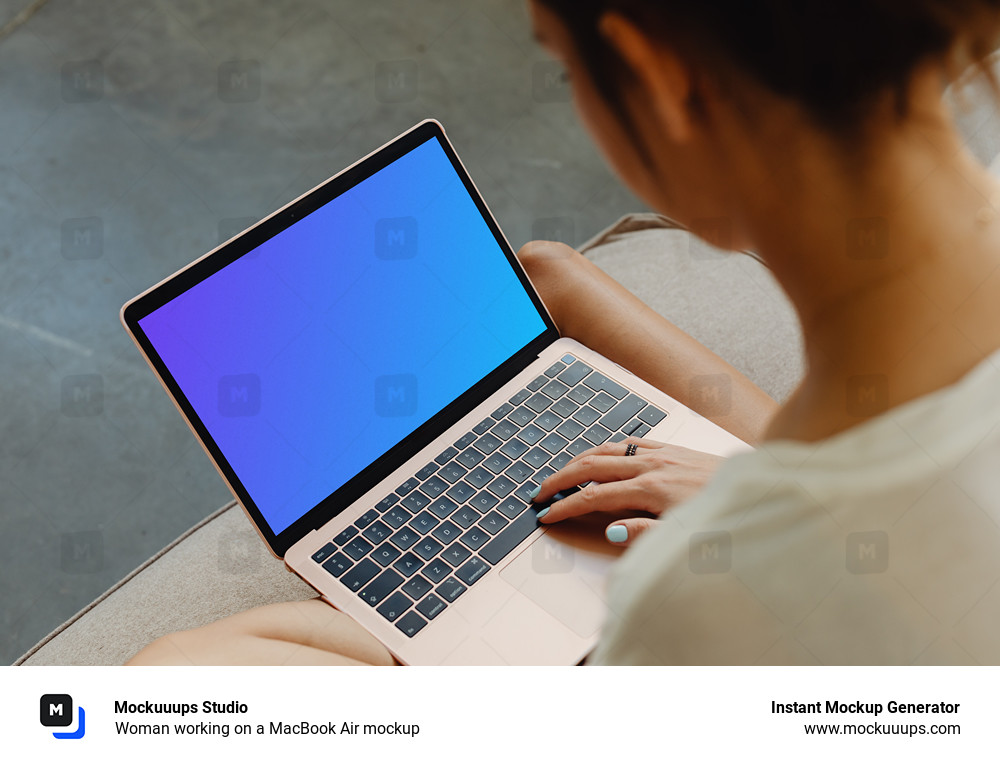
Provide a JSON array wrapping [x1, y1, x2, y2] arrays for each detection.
[[121, 120, 749, 665]]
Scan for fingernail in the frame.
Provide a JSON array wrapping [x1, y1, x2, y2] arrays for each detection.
[[606, 525, 628, 543], [536, 507, 549, 520], [529, 486, 541, 500]]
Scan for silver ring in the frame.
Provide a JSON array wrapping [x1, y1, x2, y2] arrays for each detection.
[[624, 443, 638, 457]]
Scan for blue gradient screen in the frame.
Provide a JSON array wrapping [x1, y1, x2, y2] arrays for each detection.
[[138, 137, 548, 536]]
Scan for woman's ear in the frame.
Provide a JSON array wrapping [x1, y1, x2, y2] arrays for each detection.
[[598, 11, 695, 144]]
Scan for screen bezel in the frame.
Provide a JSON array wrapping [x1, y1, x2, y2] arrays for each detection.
[[121, 120, 559, 557]]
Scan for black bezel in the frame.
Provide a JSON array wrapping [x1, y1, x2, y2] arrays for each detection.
[[121, 120, 559, 557]]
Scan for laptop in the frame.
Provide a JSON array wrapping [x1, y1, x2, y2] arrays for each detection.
[[121, 120, 749, 665]]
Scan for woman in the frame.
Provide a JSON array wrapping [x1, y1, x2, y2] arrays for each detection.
[[132, 0, 1000, 665]]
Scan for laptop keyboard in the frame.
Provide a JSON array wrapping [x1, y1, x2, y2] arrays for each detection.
[[309, 354, 667, 638]]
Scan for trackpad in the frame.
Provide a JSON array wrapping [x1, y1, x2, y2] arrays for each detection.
[[499, 526, 619, 638]]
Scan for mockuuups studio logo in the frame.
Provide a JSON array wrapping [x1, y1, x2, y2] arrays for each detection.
[[40, 694, 86, 739], [218, 373, 261, 417], [375, 374, 418, 417], [375, 217, 418, 260]]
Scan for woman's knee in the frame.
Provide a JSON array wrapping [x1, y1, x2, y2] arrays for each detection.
[[516, 240, 586, 320]]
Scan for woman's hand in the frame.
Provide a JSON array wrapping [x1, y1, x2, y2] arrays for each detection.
[[532, 438, 724, 546]]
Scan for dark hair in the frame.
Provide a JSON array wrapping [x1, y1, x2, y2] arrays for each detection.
[[536, 0, 1000, 132]]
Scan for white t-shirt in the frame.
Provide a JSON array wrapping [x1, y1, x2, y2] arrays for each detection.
[[590, 350, 1000, 665]]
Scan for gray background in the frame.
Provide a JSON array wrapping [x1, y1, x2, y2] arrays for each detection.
[[0, 0, 645, 663]]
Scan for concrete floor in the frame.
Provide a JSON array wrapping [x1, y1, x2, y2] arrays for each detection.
[[0, 0, 646, 662]]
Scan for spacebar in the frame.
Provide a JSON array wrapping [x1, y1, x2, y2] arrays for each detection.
[[480, 508, 541, 565]]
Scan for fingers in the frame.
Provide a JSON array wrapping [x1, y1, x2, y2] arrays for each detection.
[[604, 517, 658, 546], [535, 438, 665, 501], [535, 476, 654, 524]]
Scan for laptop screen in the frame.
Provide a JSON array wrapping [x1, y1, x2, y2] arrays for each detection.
[[137, 134, 549, 538]]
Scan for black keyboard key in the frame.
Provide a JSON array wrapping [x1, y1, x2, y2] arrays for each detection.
[[416, 594, 447, 620], [474, 433, 502, 454], [456, 447, 486, 469], [544, 360, 567, 377], [393, 551, 423, 577], [383, 507, 412, 529], [540, 433, 569, 454], [442, 542, 472, 566], [451, 507, 481, 529], [421, 476, 449, 499], [500, 437, 530, 460], [446, 480, 476, 504], [359, 568, 405, 607], [438, 461, 468, 484], [470, 490, 500, 513], [414, 536, 444, 560], [558, 360, 593, 387], [396, 611, 427, 637], [633, 423, 652, 438], [362, 520, 391, 544], [410, 510, 438, 534], [402, 574, 432, 600], [321, 551, 352, 578], [312, 542, 337, 564], [480, 507, 541, 565], [567, 384, 594, 404], [567, 438, 592, 457], [480, 511, 509, 535], [556, 418, 585, 440], [435, 577, 467, 603], [491, 402, 514, 420], [466, 466, 494, 489], [551, 398, 580, 418], [623, 418, 643, 435], [372, 543, 401, 567], [549, 452, 572, 471], [473, 416, 496, 435], [609, 432, 627, 443], [523, 446, 551, 469], [514, 482, 539, 503], [583, 423, 613, 445], [428, 495, 458, 519], [541, 379, 570, 400], [422, 558, 452, 583], [496, 497, 527, 520], [454, 431, 478, 449], [525, 392, 554, 414], [520, 423, 546, 444], [560, 354, 576, 363], [583, 372, 629, 399], [639, 405, 667, 426], [533, 466, 557, 484], [375, 494, 399, 513], [455, 556, 491, 586], [333, 525, 359, 546], [396, 477, 420, 496], [435, 446, 458, 465], [526, 375, 547, 391], [504, 460, 533, 484], [377, 591, 413, 622], [344, 538, 374, 561], [432, 520, 463, 544], [534, 411, 562, 432], [401, 490, 431, 514], [415, 462, 437, 481], [572, 406, 600, 426], [487, 475, 517, 497], [342, 559, 380, 591], [483, 452, 512, 475], [357, 509, 379, 528], [508, 389, 531, 406], [490, 419, 518, 441], [590, 392, 617, 413], [599, 393, 647, 432], [460, 526, 488, 550], [508, 406, 534, 427]]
